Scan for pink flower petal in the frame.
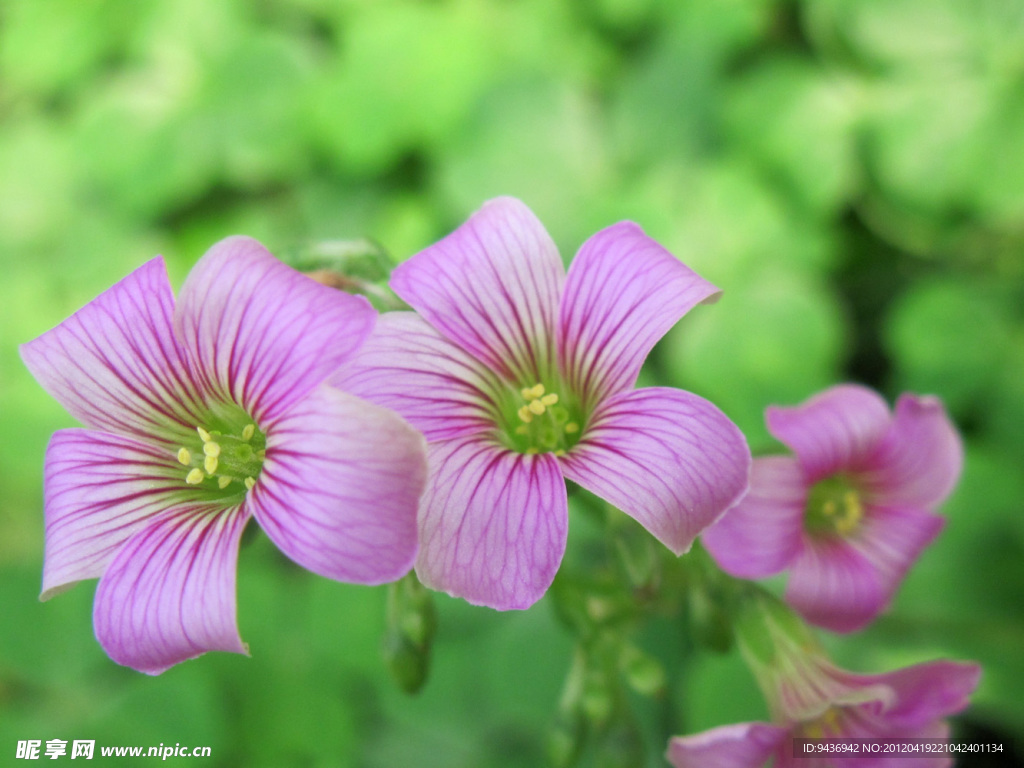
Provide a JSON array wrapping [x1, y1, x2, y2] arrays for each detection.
[[40, 429, 187, 600], [850, 503, 945, 611], [766, 384, 891, 483], [335, 312, 504, 442], [785, 537, 886, 633], [93, 504, 249, 675], [558, 222, 720, 407], [667, 722, 786, 768], [859, 394, 963, 509], [561, 387, 750, 555], [415, 439, 568, 610], [862, 660, 981, 731], [390, 198, 565, 384], [20, 257, 206, 440], [252, 385, 425, 585], [175, 236, 376, 424], [702, 457, 806, 578]]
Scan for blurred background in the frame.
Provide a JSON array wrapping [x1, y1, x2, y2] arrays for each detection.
[[1, 0, 1022, 765]]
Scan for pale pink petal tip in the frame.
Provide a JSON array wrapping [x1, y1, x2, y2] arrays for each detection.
[[861, 393, 964, 508], [558, 220, 720, 406], [874, 660, 982, 729], [766, 383, 891, 482], [19, 256, 204, 440], [562, 388, 751, 556], [667, 722, 786, 768], [390, 197, 564, 384]]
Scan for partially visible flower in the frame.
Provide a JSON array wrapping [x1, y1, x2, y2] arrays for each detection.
[[702, 384, 962, 632], [338, 197, 751, 610], [667, 596, 981, 768], [21, 237, 426, 674]]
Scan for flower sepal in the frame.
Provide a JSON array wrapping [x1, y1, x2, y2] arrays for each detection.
[[278, 238, 408, 312]]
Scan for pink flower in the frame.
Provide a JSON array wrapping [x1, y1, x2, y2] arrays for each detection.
[[702, 384, 963, 632], [338, 197, 751, 610], [666, 659, 980, 768], [667, 596, 981, 768], [21, 237, 426, 674]]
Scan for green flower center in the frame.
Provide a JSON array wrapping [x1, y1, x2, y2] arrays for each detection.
[[499, 382, 584, 456], [174, 408, 266, 496], [804, 475, 863, 537]]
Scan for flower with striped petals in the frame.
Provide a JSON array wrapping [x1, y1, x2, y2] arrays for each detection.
[[667, 595, 981, 768], [338, 197, 751, 610], [21, 236, 426, 674], [702, 384, 962, 632]]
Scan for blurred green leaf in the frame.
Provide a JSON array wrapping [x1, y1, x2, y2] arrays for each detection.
[[725, 58, 861, 216], [661, 271, 847, 448], [884, 276, 1015, 417]]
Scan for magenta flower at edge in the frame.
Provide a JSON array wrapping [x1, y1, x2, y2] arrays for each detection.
[[668, 594, 981, 768], [338, 197, 751, 610], [666, 658, 981, 768], [20, 237, 426, 674], [702, 384, 963, 632]]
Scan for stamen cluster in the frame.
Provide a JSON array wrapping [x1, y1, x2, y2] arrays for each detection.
[[507, 382, 581, 456], [177, 421, 266, 493]]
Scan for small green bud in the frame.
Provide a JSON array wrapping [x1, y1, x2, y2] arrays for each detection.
[[381, 631, 430, 694], [620, 645, 666, 697], [546, 710, 586, 768], [382, 573, 436, 694]]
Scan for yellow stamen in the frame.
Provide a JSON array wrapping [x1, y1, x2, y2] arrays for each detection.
[[185, 468, 205, 485], [520, 387, 536, 400], [844, 491, 862, 519], [804, 722, 825, 739], [564, 422, 579, 434], [515, 425, 529, 435], [204, 455, 219, 474], [244, 477, 256, 490], [241, 424, 255, 441], [528, 383, 546, 399], [822, 500, 837, 517], [554, 449, 566, 457], [525, 448, 538, 455], [517, 405, 534, 423], [203, 441, 221, 457], [217, 476, 232, 490], [540, 393, 558, 406], [257, 449, 266, 460], [197, 426, 212, 443], [177, 447, 192, 466], [821, 707, 843, 735], [835, 491, 863, 535], [528, 399, 546, 416]]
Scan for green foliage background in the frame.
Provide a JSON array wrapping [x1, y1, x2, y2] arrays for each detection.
[[1, 0, 1022, 765]]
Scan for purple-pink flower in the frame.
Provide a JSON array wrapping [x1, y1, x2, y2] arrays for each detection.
[[338, 197, 751, 610], [21, 237, 426, 674], [702, 384, 962, 632], [668, 594, 980, 768], [666, 659, 981, 768]]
